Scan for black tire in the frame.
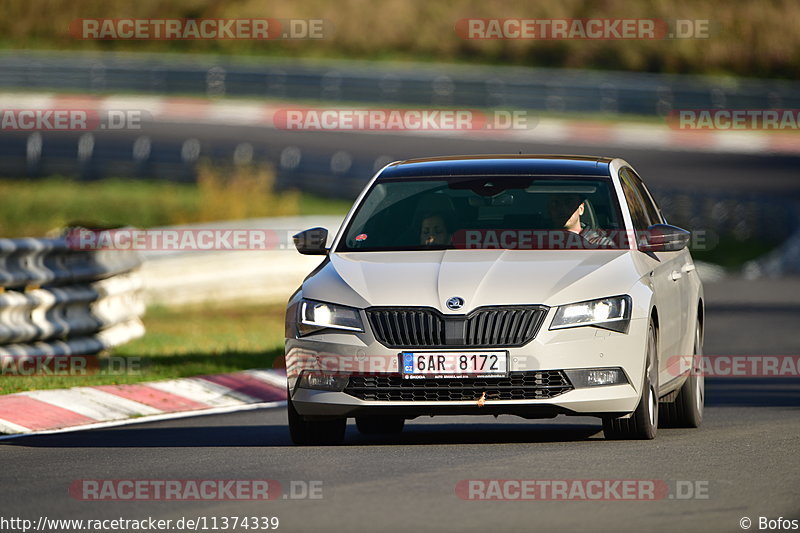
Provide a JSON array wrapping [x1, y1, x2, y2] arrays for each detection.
[[356, 416, 405, 435], [603, 322, 659, 440], [660, 321, 704, 428], [287, 396, 346, 446]]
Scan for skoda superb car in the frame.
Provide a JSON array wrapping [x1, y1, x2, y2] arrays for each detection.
[[285, 155, 704, 445]]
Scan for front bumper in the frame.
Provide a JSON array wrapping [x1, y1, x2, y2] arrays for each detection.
[[291, 384, 639, 419], [285, 313, 649, 419]]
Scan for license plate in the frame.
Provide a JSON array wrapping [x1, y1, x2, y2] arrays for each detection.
[[400, 351, 508, 379]]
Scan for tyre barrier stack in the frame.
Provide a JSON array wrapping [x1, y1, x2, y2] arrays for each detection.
[[0, 235, 144, 356]]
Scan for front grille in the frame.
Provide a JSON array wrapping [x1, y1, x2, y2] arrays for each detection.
[[345, 371, 572, 401], [366, 306, 548, 348]]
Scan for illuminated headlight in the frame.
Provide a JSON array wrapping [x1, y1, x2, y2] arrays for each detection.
[[565, 368, 629, 388], [299, 299, 364, 335], [298, 371, 350, 391], [550, 295, 631, 333]]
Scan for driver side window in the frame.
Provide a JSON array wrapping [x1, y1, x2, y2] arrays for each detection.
[[626, 168, 664, 224], [619, 169, 652, 232]]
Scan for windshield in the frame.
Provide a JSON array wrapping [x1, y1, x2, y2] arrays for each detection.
[[337, 176, 626, 251]]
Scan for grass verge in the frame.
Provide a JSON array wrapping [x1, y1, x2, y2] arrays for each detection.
[[0, 169, 352, 238]]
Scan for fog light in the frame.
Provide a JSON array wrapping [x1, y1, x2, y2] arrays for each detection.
[[298, 371, 350, 391], [564, 368, 628, 388]]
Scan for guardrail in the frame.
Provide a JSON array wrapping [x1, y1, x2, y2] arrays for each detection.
[[1, 50, 799, 116], [0, 234, 144, 356]]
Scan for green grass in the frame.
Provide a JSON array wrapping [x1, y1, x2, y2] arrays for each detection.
[[0, 303, 288, 394], [298, 191, 353, 216], [0, 177, 199, 236], [0, 173, 352, 238]]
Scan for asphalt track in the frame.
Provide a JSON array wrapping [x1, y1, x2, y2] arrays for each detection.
[[3, 121, 800, 196], [1, 122, 799, 533]]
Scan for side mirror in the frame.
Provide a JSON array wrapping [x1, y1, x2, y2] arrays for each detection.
[[639, 224, 690, 252], [293, 227, 329, 255]]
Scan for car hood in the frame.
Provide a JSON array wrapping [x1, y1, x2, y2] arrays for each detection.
[[303, 249, 646, 312]]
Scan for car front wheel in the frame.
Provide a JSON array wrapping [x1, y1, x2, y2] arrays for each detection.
[[603, 322, 658, 440]]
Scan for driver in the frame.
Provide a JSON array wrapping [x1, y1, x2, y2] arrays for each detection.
[[419, 213, 451, 245], [548, 193, 616, 247]]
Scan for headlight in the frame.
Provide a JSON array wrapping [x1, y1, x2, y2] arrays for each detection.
[[550, 295, 631, 333], [299, 299, 364, 335]]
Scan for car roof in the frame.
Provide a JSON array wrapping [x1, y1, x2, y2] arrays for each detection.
[[379, 155, 614, 179]]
